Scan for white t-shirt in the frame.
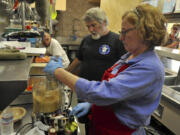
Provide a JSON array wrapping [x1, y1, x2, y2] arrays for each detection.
[[46, 38, 70, 68]]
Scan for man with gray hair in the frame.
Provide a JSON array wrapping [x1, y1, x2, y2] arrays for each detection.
[[83, 7, 109, 40], [66, 7, 126, 135]]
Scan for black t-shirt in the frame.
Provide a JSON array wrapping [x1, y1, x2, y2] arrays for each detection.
[[76, 31, 126, 81]]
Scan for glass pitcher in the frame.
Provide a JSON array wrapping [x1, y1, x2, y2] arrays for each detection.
[[32, 76, 62, 113]]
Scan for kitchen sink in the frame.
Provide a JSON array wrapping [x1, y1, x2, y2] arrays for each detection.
[[165, 72, 173, 76], [169, 85, 180, 92], [164, 76, 177, 86]]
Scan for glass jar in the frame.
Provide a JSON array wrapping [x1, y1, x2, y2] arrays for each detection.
[[32, 76, 62, 113]]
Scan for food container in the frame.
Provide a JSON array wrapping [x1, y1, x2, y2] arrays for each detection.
[[32, 76, 62, 113]]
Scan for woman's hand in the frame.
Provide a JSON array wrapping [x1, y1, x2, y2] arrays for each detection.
[[43, 56, 63, 75], [70, 102, 92, 118]]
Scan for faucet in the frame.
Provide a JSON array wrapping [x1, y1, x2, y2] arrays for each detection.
[[71, 18, 80, 41]]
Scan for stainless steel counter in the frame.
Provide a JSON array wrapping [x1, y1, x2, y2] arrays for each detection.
[[155, 47, 180, 106], [0, 57, 32, 110], [154, 47, 180, 134], [13, 104, 33, 134], [162, 85, 180, 107], [155, 46, 180, 61], [159, 57, 180, 107]]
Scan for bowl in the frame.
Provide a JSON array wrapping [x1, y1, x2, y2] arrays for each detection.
[[0, 107, 26, 123], [11, 107, 26, 122]]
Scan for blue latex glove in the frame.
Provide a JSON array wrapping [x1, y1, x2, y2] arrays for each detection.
[[70, 102, 92, 118], [43, 56, 63, 75], [50, 56, 61, 61]]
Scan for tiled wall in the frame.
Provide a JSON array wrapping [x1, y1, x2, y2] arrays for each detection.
[[55, 0, 99, 39]]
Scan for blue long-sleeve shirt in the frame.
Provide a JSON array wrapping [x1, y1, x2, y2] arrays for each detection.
[[75, 50, 164, 135]]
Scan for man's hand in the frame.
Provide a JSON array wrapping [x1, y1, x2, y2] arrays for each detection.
[[43, 56, 63, 75], [70, 102, 92, 118]]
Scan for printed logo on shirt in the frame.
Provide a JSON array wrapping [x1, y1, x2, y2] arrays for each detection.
[[99, 44, 110, 55]]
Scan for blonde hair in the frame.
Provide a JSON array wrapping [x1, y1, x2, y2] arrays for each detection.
[[83, 7, 108, 25], [122, 4, 167, 48]]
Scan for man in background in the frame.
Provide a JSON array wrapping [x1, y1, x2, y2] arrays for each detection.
[[42, 32, 70, 68]]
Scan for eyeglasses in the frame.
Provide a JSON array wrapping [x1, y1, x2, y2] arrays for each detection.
[[119, 27, 136, 37]]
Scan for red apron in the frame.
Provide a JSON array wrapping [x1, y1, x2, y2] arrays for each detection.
[[89, 63, 136, 135]]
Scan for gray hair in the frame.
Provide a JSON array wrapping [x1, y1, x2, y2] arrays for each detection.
[[83, 7, 108, 25]]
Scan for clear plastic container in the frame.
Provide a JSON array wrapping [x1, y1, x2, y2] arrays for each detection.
[[0, 107, 14, 135], [33, 76, 62, 113]]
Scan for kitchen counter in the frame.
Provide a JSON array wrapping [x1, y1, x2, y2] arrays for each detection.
[[154, 47, 180, 134], [153, 86, 180, 135], [30, 63, 47, 75], [162, 85, 180, 107], [154, 47, 180, 107], [0, 57, 32, 110]]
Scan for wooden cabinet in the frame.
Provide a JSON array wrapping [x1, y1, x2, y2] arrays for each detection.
[[88, 0, 100, 3]]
